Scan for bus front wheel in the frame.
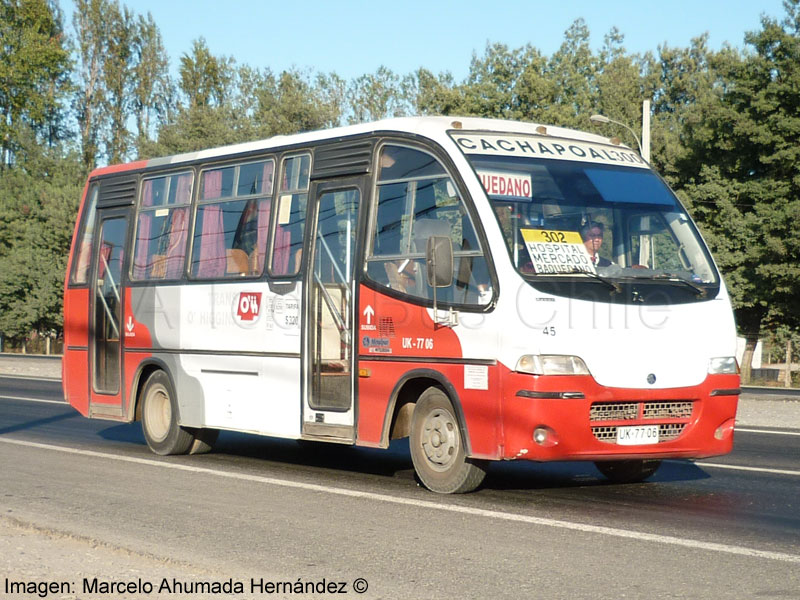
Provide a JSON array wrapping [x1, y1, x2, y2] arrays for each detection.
[[141, 370, 195, 456], [594, 459, 662, 483], [410, 388, 486, 494]]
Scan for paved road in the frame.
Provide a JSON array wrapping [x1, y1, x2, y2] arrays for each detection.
[[1, 375, 799, 599]]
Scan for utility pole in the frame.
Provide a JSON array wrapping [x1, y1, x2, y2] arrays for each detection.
[[642, 100, 651, 163], [785, 338, 793, 387]]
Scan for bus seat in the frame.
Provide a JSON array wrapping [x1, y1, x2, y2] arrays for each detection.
[[150, 254, 167, 279], [226, 249, 249, 276], [249, 248, 262, 276]]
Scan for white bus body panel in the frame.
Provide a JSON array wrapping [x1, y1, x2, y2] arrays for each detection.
[[135, 282, 303, 438]]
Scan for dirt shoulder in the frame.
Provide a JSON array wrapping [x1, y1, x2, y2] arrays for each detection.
[[0, 516, 241, 600]]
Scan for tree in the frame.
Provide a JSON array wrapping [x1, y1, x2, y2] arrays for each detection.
[[545, 19, 598, 128], [0, 136, 82, 344], [72, 0, 107, 171], [131, 13, 171, 155], [678, 1, 800, 380], [73, 0, 172, 167], [146, 38, 250, 155], [348, 66, 409, 124], [102, 2, 136, 163], [179, 37, 233, 110], [514, 45, 559, 124], [591, 28, 648, 151], [646, 36, 718, 182], [412, 68, 461, 116], [0, 0, 71, 168], [252, 68, 344, 134]]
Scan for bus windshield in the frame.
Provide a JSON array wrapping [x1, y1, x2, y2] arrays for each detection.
[[468, 155, 718, 285]]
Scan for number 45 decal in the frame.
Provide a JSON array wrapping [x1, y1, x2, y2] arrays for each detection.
[[542, 326, 556, 336]]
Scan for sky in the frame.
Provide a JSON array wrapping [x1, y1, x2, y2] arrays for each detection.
[[63, 0, 789, 81]]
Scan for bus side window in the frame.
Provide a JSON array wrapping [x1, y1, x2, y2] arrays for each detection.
[[271, 154, 310, 276], [191, 160, 274, 279], [366, 145, 492, 305], [70, 184, 99, 285], [131, 172, 193, 281]]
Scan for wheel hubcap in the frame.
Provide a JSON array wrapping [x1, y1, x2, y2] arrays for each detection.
[[421, 409, 459, 471], [145, 386, 171, 442]]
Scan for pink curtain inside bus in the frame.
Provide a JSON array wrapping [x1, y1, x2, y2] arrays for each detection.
[[254, 161, 273, 272], [133, 181, 154, 279], [196, 170, 226, 278], [253, 198, 270, 272], [163, 174, 192, 278], [164, 207, 189, 278]]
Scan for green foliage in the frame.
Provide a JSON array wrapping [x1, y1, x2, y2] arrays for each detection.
[[251, 68, 345, 134], [131, 13, 171, 154], [678, 1, 800, 338], [1, 0, 798, 360], [348, 66, 410, 123], [0, 141, 82, 338], [0, 0, 71, 167], [179, 38, 233, 110], [72, 0, 171, 169]]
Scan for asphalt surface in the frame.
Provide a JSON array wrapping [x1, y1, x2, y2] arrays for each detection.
[[1, 372, 799, 599]]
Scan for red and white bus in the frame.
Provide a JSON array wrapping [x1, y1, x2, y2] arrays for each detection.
[[63, 117, 740, 493]]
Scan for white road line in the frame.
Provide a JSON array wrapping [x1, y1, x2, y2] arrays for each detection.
[[2, 394, 799, 477], [3, 395, 799, 437], [697, 462, 800, 477], [1, 437, 799, 565], [0, 374, 61, 382], [736, 427, 800, 436], [0, 395, 65, 405]]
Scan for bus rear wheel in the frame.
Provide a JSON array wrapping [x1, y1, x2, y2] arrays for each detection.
[[594, 459, 662, 483], [141, 370, 195, 456], [410, 388, 486, 494]]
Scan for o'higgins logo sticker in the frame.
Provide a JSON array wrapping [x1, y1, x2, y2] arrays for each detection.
[[233, 291, 263, 326]]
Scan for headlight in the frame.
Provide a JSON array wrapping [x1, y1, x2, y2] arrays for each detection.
[[515, 355, 590, 376], [708, 357, 739, 374]]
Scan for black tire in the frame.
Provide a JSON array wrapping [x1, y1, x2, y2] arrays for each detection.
[[410, 387, 486, 494], [189, 428, 219, 455], [141, 370, 194, 456], [594, 459, 662, 483]]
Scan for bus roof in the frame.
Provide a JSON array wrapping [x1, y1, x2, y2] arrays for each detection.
[[87, 116, 628, 178]]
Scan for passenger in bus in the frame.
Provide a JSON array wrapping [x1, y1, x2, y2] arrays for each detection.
[[384, 218, 451, 297], [385, 258, 419, 294], [580, 221, 612, 267]]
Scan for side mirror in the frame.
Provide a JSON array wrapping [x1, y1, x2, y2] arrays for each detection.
[[426, 236, 454, 288]]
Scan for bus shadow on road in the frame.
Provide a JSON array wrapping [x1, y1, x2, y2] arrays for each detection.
[[0, 410, 79, 436], [97, 422, 146, 445], [215, 432, 417, 479], [95, 424, 711, 491], [96, 424, 417, 478], [481, 458, 711, 492]]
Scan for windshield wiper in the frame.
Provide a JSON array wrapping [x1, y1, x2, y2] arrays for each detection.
[[651, 274, 707, 297], [559, 268, 622, 294]]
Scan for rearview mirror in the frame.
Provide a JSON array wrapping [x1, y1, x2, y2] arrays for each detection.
[[426, 236, 453, 288]]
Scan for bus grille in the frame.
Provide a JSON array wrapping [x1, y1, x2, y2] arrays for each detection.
[[643, 402, 694, 419], [589, 401, 694, 444], [590, 401, 694, 421], [590, 403, 638, 421]]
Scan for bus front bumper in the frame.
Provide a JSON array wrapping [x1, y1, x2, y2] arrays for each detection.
[[501, 373, 740, 462]]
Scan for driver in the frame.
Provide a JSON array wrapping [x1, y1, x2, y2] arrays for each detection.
[[580, 221, 612, 267]]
